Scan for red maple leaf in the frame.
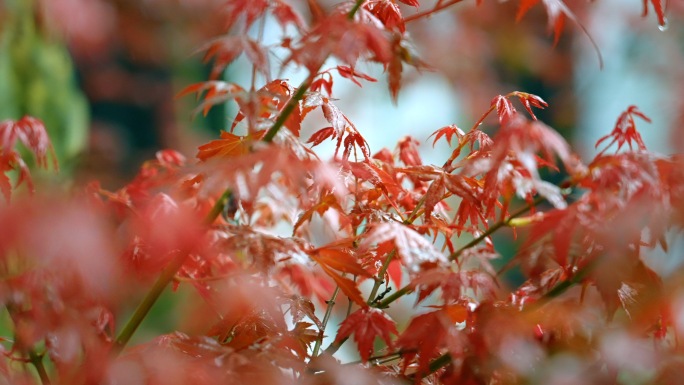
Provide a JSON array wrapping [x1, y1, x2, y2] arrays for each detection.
[[396, 306, 467, 375], [334, 307, 398, 362], [595, 105, 651, 155], [642, 0, 667, 29]]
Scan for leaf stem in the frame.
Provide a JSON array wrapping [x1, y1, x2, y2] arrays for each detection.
[[114, 251, 186, 353], [262, 0, 366, 143], [348, 0, 366, 20], [28, 350, 50, 385], [404, 0, 465, 23], [114, 191, 232, 355], [203, 189, 233, 226], [373, 285, 412, 309], [6, 305, 51, 385], [374, 198, 542, 309], [367, 250, 396, 304], [448, 197, 542, 262], [312, 286, 340, 357], [262, 74, 314, 143], [117, 0, 375, 360], [343, 348, 415, 366]]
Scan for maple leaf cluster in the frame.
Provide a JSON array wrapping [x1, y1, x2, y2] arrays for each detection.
[[1, 1, 683, 385]]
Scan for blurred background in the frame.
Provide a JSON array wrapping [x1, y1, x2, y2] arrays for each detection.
[[1, 0, 682, 348]]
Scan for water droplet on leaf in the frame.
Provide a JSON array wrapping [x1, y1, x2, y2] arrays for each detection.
[[658, 18, 669, 32]]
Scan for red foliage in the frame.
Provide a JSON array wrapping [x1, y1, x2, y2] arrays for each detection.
[[1, 1, 683, 385]]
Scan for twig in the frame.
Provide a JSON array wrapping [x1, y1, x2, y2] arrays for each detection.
[[374, 198, 544, 309], [404, 0, 465, 24], [28, 350, 51, 385], [312, 286, 340, 357]]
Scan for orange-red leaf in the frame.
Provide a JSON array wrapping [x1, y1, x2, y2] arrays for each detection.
[[196, 131, 262, 161], [311, 247, 371, 277], [318, 263, 366, 306]]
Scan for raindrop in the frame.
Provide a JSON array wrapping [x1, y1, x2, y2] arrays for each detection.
[[658, 17, 669, 32]]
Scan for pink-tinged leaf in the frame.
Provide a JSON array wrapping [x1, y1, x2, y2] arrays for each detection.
[[0, 168, 11, 203], [424, 176, 446, 219], [334, 307, 398, 362], [242, 39, 271, 80], [155, 149, 186, 168], [223, 0, 270, 31], [286, 13, 392, 72], [197, 36, 244, 79], [177, 81, 245, 116], [492, 94, 516, 123], [272, 0, 305, 30], [286, 296, 323, 329], [388, 43, 403, 104], [322, 100, 348, 136], [1, 117, 56, 170]]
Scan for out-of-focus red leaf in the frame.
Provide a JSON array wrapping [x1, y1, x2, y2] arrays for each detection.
[[294, 192, 346, 231], [223, 0, 270, 32], [336, 65, 378, 87], [272, 0, 305, 30], [0, 170, 10, 202], [286, 13, 391, 72], [397, 307, 465, 375], [334, 307, 398, 362], [410, 267, 463, 304], [388, 37, 403, 104], [177, 81, 245, 116], [0, 116, 56, 170]]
